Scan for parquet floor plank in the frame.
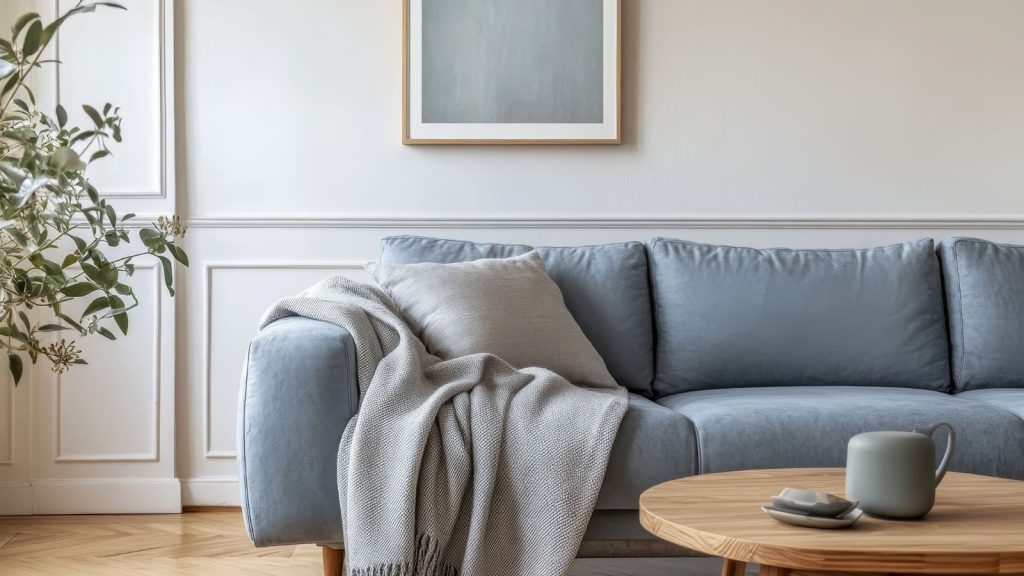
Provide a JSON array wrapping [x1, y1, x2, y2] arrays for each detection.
[[0, 510, 710, 575]]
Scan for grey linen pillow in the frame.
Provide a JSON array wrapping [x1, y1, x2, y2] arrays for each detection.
[[366, 250, 617, 388]]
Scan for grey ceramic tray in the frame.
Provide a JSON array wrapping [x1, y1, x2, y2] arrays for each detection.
[[762, 505, 863, 529], [770, 487, 858, 517]]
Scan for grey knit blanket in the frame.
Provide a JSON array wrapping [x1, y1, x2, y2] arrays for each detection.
[[260, 276, 628, 576]]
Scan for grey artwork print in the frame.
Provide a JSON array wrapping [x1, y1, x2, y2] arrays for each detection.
[[421, 0, 604, 124]]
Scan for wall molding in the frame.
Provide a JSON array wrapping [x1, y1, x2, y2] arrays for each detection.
[[182, 214, 1024, 230], [0, 370, 13, 466], [53, 0, 170, 199], [53, 263, 162, 463], [201, 261, 366, 460]]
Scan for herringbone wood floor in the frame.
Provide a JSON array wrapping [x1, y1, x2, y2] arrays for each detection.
[[0, 510, 719, 576]]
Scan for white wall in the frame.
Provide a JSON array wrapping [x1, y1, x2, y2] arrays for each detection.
[[5, 0, 1024, 512], [181, 0, 1024, 219], [177, 0, 1024, 507]]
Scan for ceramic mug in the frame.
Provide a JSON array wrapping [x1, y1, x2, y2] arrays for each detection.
[[845, 422, 956, 519]]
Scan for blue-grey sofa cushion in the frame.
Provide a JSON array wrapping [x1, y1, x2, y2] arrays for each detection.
[[957, 388, 1024, 420], [648, 238, 951, 396], [657, 386, 1024, 479], [938, 238, 1024, 391], [380, 236, 655, 395], [595, 393, 697, 510]]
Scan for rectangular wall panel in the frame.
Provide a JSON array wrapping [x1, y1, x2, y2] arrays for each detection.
[[57, 0, 164, 198], [54, 265, 161, 462], [204, 264, 368, 459], [0, 362, 12, 465]]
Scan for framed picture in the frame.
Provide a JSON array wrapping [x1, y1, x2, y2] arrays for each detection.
[[403, 0, 621, 145]]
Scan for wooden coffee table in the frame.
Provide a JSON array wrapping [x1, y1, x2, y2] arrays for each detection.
[[639, 468, 1024, 576]]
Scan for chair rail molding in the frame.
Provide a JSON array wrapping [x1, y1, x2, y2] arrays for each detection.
[[182, 214, 1024, 230]]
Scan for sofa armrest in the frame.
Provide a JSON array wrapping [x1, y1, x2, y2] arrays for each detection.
[[238, 316, 360, 547]]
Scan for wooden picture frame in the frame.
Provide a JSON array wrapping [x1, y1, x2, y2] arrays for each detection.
[[403, 0, 621, 145]]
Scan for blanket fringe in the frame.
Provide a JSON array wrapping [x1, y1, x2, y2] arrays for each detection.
[[348, 533, 459, 576]]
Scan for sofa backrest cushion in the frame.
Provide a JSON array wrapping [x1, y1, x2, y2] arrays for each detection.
[[648, 238, 951, 396], [938, 238, 1024, 391], [379, 236, 655, 395]]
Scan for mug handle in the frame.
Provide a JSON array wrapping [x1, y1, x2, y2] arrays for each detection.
[[917, 422, 956, 486]]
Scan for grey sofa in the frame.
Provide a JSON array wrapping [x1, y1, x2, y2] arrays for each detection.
[[238, 235, 1024, 554]]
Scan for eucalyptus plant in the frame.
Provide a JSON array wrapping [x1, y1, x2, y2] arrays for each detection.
[[0, 2, 186, 384]]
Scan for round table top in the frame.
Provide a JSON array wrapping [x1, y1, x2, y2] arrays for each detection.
[[639, 468, 1024, 574]]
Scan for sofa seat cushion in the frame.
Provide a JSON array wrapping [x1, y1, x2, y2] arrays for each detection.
[[939, 238, 1024, 391], [648, 238, 951, 395], [657, 386, 1024, 480], [957, 389, 1024, 420], [595, 394, 697, 510], [380, 236, 655, 395]]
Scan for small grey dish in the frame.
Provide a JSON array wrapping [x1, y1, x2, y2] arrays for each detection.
[[762, 505, 863, 529], [771, 487, 858, 518]]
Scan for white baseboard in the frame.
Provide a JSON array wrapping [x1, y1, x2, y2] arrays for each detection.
[[181, 476, 240, 507], [0, 482, 33, 515], [29, 478, 182, 515]]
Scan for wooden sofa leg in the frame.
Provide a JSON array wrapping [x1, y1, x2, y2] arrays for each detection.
[[322, 546, 345, 576]]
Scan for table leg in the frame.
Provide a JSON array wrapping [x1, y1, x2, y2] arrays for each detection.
[[722, 559, 747, 576]]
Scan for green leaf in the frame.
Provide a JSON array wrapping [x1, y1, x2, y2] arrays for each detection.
[[89, 149, 110, 163], [38, 324, 68, 332], [71, 235, 89, 254], [62, 282, 98, 297], [114, 312, 128, 335], [82, 104, 103, 127], [96, 327, 116, 341], [12, 13, 40, 41], [1, 72, 20, 99], [69, 129, 99, 145], [157, 255, 175, 296], [139, 228, 164, 250], [8, 354, 22, 386], [80, 296, 111, 318], [22, 20, 43, 57], [57, 313, 85, 334], [55, 104, 67, 127], [85, 182, 99, 204], [107, 294, 125, 312], [51, 147, 85, 172], [166, 244, 189, 266], [80, 262, 116, 289], [7, 228, 28, 247]]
